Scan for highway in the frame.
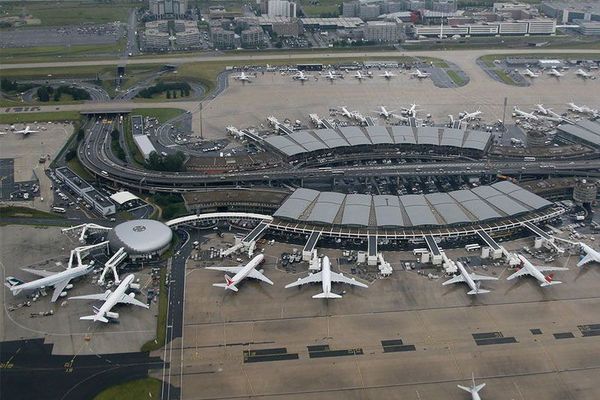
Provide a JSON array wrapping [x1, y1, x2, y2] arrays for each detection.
[[79, 118, 600, 191]]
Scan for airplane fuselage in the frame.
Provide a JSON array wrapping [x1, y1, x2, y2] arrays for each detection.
[[321, 257, 333, 296], [457, 262, 478, 292], [230, 254, 265, 286], [97, 274, 135, 318], [11, 265, 92, 295]]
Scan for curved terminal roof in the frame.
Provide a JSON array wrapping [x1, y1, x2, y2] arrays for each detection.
[[264, 126, 492, 158], [273, 181, 552, 228], [108, 219, 173, 255]]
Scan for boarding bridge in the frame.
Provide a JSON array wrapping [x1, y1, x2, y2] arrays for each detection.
[[365, 117, 376, 127], [62, 223, 112, 244], [99, 247, 127, 284], [440, 251, 458, 274], [303, 231, 321, 261], [368, 235, 378, 266], [67, 241, 110, 269], [522, 222, 564, 254], [477, 230, 504, 260], [308, 250, 321, 271], [221, 221, 270, 258], [424, 235, 443, 265], [377, 253, 392, 276], [322, 120, 335, 130]]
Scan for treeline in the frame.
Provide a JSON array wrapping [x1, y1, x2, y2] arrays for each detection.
[[110, 129, 126, 162], [1, 78, 35, 93], [137, 81, 191, 99], [146, 151, 186, 172], [37, 85, 92, 102]]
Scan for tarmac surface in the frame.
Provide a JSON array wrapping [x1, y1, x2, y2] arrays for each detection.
[[168, 233, 600, 400]]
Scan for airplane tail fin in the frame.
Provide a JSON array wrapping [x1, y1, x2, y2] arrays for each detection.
[[312, 292, 342, 299], [467, 288, 490, 295], [212, 275, 239, 291], [4, 277, 23, 294]]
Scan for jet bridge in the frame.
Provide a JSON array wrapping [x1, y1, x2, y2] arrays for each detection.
[[62, 223, 112, 243], [368, 235, 378, 266], [365, 117, 376, 127], [221, 221, 270, 258], [67, 241, 110, 269], [303, 231, 321, 261], [522, 222, 564, 254], [477, 230, 520, 265], [424, 235, 443, 265], [99, 247, 127, 284]]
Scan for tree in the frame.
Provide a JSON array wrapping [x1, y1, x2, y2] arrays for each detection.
[[166, 90, 171, 99], [37, 86, 50, 102], [110, 129, 119, 140], [65, 149, 76, 161], [77, 128, 85, 141]]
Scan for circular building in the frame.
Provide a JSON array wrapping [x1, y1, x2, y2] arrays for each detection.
[[108, 219, 173, 260]]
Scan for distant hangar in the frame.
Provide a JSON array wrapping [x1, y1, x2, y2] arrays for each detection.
[[263, 125, 493, 160], [273, 181, 556, 231]]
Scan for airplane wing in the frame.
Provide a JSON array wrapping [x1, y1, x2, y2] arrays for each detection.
[[536, 266, 569, 273], [506, 268, 531, 280], [577, 253, 595, 267], [330, 271, 368, 288], [205, 266, 244, 274], [247, 269, 274, 285], [285, 271, 323, 288], [70, 290, 111, 301], [470, 273, 498, 281], [21, 268, 56, 278], [118, 293, 150, 308], [442, 275, 466, 285], [51, 278, 72, 302]]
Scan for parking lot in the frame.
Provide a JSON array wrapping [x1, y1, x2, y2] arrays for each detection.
[[0, 23, 123, 48]]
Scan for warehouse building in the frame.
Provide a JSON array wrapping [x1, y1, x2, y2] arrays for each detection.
[[55, 167, 116, 216], [556, 120, 600, 149]]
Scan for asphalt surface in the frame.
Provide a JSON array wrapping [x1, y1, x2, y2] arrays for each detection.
[[0, 338, 165, 400]]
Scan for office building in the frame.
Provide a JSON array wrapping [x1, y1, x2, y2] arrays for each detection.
[[362, 21, 402, 42], [267, 0, 297, 18]]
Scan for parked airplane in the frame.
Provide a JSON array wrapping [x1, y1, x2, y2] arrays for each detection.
[[340, 106, 354, 119], [459, 110, 482, 121], [323, 70, 340, 81], [285, 256, 367, 299], [442, 261, 498, 295], [507, 255, 568, 286], [352, 111, 367, 125], [206, 254, 273, 292], [575, 69, 592, 79], [15, 126, 39, 136], [457, 373, 486, 400], [401, 103, 419, 117], [232, 72, 253, 82], [354, 71, 370, 80], [70, 274, 148, 323], [548, 68, 564, 77], [374, 106, 396, 119], [568, 102, 599, 115], [379, 70, 396, 79], [523, 68, 540, 78], [292, 71, 312, 81], [513, 106, 539, 121], [410, 69, 430, 79], [5, 263, 94, 302], [577, 242, 600, 267], [534, 104, 550, 115]]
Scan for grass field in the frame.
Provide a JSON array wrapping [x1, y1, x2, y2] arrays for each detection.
[[0, 42, 126, 64], [494, 69, 518, 86], [447, 70, 465, 86], [0, 111, 81, 124], [67, 158, 94, 181], [0, 206, 60, 219], [1, 1, 133, 26], [141, 267, 168, 352], [123, 115, 145, 166], [93, 378, 161, 400]]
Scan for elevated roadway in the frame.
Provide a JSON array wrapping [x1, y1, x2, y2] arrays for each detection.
[[79, 120, 600, 192]]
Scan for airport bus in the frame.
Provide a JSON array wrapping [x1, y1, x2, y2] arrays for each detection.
[[523, 156, 536, 162], [51, 206, 66, 214], [465, 244, 481, 251]]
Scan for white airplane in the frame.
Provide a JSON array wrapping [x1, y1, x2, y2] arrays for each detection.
[[232, 72, 253, 82], [534, 104, 550, 115], [442, 261, 498, 295], [459, 110, 482, 121], [292, 71, 312, 81], [575, 69, 592, 79], [577, 242, 600, 267], [285, 256, 367, 298], [507, 255, 568, 287], [513, 106, 539, 121], [523, 68, 540, 78], [70, 274, 148, 323], [354, 71, 370, 80], [410, 69, 430, 79], [379, 70, 396, 79], [206, 254, 273, 292], [401, 103, 419, 117], [548, 68, 564, 77], [374, 106, 396, 119], [567, 102, 599, 115], [323, 70, 340, 81], [14, 126, 39, 136], [351, 111, 367, 125], [340, 106, 354, 119], [5, 263, 94, 302], [457, 373, 486, 400]]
